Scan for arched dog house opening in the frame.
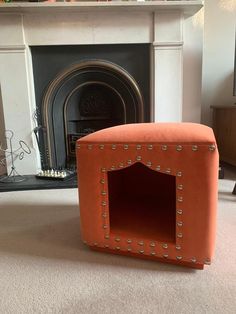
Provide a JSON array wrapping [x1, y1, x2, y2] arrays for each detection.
[[41, 60, 144, 169], [108, 162, 176, 243]]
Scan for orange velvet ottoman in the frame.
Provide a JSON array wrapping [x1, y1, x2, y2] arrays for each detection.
[[76, 123, 219, 269]]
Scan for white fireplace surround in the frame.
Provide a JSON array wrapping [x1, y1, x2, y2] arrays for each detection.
[[0, 1, 203, 175]]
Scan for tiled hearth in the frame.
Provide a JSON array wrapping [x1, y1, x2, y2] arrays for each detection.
[[0, 1, 203, 176]]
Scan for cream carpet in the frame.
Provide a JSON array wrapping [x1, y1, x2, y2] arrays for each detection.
[[0, 171, 236, 314]]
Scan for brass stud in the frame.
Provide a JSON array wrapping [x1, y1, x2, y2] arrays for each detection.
[[162, 243, 168, 249], [191, 258, 197, 263], [127, 239, 132, 244], [176, 145, 183, 151], [163, 254, 168, 258], [104, 235, 109, 239], [103, 225, 108, 229], [204, 259, 211, 265], [147, 144, 153, 150], [150, 242, 156, 247], [138, 241, 144, 246], [124, 144, 129, 150], [127, 248, 132, 252], [209, 145, 216, 152], [139, 250, 145, 254], [136, 144, 142, 150], [100, 179, 105, 184], [127, 160, 132, 165], [147, 161, 152, 167], [136, 156, 142, 161], [177, 184, 183, 190], [99, 144, 104, 150], [102, 201, 106, 206], [88, 144, 93, 150], [177, 209, 183, 215], [177, 196, 183, 202], [94, 243, 98, 246], [177, 171, 182, 177], [162, 145, 168, 151], [101, 168, 106, 173], [177, 221, 183, 227], [111, 144, 116, 150], [176, 245, 181, 250], [166, 168, 171, 174], [76, 144, 80, 149], [115, 238, 120, 242], [104, 244, 109, 248], [176, 256, 183, 260], [115, 247, 120, 250], [156, 165, 161, 171], [102, 213, 107, 218], [101, 191, 106, 196], [119, 163, 124, 168], [177, 233, 183, 238], [192, 145, 198, 151], [150, 252, 156, 256], [111, 166, 116, 170]]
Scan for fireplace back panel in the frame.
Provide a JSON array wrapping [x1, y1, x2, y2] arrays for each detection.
[[31, 44, 151, 169]]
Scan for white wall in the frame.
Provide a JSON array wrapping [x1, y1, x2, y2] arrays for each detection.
[[202, 0, 236, 126]]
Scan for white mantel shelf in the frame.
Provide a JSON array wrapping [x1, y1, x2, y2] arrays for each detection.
[[0, 1, 203, 15]]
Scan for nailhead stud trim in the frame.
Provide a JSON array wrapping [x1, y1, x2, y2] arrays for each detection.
[[163, 254, 168, 258], [88, 144, 93, 150], [136, 156, 142, 161], [136, 145, 142, 150], [162, 244, 168, 249], [100, 179, 105, 184], [176, 145, 183, 151], [111, 144, 116, 150], [177, 209, 183, 215], [127, 239, 132, 244], [209, 145, 216, 151], [176, 256, 183, 260], [147, 145, 153, 150], [192, 145, 198, 151], [191, 258, 197, 263], [162, 145, 168, 151], [177, 222, 183, 227], [150, 242, 156, 247], [177, 233, 183, 238], [176, 245, 181, 250], [99, 144, 104, 150], [204, 259, 211, 265], [124, 144, 129, 150], [177, 184, 183, 190], [177, 171, 182, 177], [177, 196, 183, 202], [156, 165, 161, 171]]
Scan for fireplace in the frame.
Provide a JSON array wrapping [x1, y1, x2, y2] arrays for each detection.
[[0, 2, 204, 176], [31, 44, 150, 170]]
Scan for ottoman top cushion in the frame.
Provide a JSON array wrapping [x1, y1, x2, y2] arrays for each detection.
[[78, 123, 215, 144]]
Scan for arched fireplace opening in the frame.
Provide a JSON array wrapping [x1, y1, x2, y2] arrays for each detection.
[[41, 60, 145, 169]]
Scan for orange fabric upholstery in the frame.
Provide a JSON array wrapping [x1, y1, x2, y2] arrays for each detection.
[[76, 123, 219, 269]]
